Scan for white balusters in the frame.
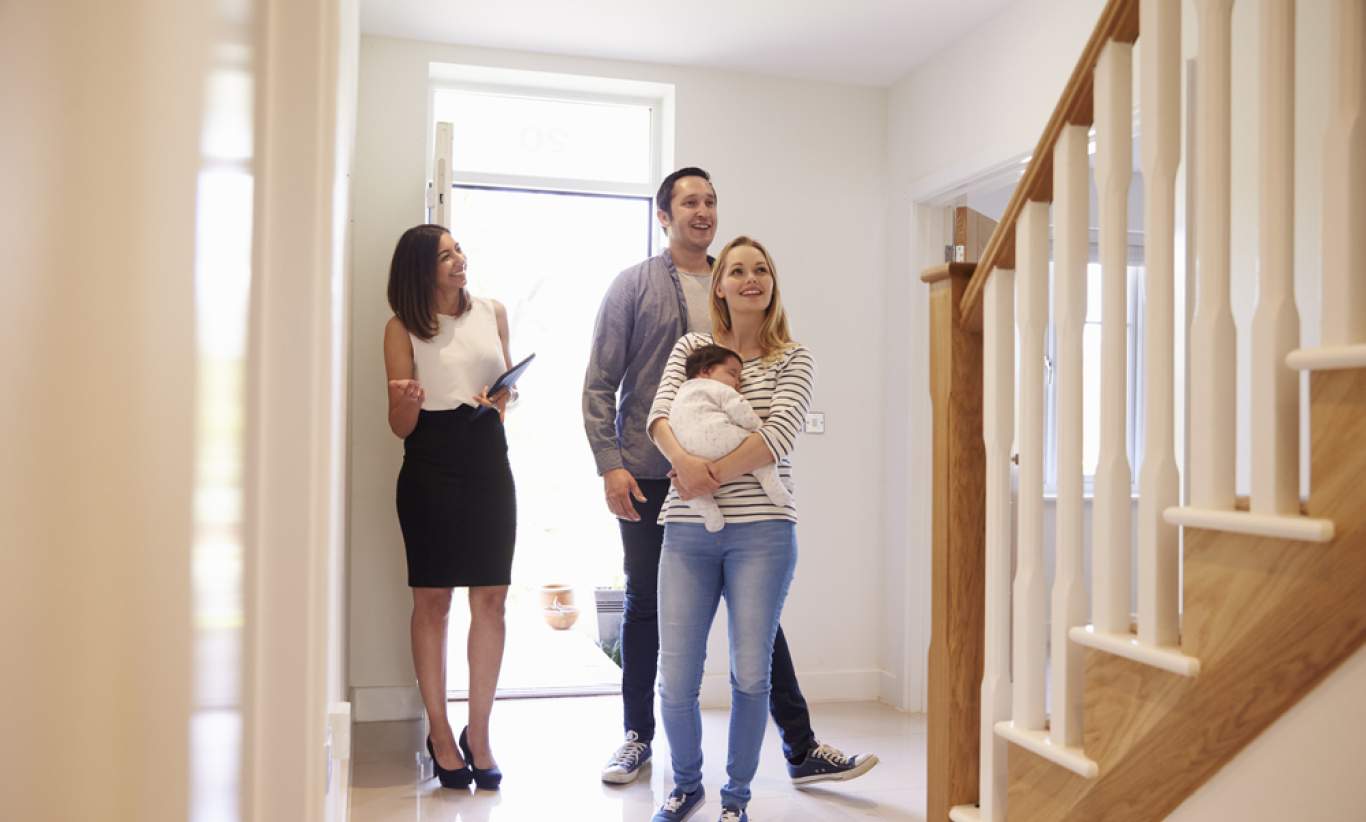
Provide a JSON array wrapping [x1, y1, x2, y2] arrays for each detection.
[[1321, 0, 1366, 347], [1050, 125, 1089, 748], [997, 199, 1105, 775], [1012, 201, 1050, 734], [1137, 0, 1182, 648], [954, 1, 1366, 814], [1093, 39, 1135, 635], [980, 268, 1015, 821], [1190, 0, 1237, 510], [1251, 0, 1300, 515]]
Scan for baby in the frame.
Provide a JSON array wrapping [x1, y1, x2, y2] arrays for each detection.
[[668, 344, 793, 532]]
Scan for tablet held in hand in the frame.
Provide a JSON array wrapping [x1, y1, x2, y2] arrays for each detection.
[[473, 353, 535, 417]]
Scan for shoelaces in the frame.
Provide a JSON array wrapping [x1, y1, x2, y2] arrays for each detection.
[[719, 810, 743, 822], [810, 743, 852, 766], [610, 739, 648, 768], [662, 791, 687, 811]]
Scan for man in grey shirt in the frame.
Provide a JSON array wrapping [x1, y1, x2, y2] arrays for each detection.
[[582, 167, 879, 789]]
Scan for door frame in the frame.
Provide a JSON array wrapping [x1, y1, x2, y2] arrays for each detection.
[[242, 0, 357, 818]]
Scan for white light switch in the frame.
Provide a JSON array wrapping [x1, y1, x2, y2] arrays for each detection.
[[805, 412, 825, 434]]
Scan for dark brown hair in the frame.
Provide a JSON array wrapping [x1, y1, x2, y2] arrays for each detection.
[[655, 166, 714, 219], [684, 344, 742, 379], [387, 223, 464, 341]]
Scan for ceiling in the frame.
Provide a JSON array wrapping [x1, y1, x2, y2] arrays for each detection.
[[359, 0, 1016, 87]]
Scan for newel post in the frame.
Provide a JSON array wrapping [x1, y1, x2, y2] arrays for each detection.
[[923, 262, 987, 821]]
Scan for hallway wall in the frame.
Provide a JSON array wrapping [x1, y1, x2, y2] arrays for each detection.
[[348, 36, 889, 719], [880, 0, 1110, 711]]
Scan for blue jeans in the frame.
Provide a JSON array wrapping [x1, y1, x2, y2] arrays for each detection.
[[658, 520, 798, 810], [619, 482, 816, 757], [619, 479, 672, 743]]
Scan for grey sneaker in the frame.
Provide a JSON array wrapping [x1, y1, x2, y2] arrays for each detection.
[[787, 741, 879, 785], [601, 730, 652, 784]]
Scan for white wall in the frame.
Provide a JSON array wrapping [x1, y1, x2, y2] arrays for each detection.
[[348, 35, 889, 718], [1166, 646, 1366, 821], [880, 0, 1110, 711], [887, 0, 1111, 196]]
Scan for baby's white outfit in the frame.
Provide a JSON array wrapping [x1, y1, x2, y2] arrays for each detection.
[[668, 377, 793, 532]]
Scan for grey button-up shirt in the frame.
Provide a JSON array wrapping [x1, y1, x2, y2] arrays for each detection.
[[582, 249, 695, 480]]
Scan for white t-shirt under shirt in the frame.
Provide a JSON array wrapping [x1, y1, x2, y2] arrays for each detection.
[[678, 270, 714, 333], [647, 332, 816, 525], [408, 296, 505, 411]]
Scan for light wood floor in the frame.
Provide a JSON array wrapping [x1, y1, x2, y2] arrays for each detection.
[[350, 696, 927, 820]]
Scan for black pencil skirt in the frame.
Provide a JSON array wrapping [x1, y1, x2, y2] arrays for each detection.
[[396, 406, 516, 588]]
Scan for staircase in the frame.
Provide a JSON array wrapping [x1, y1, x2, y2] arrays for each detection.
[[1003, 367, 1366, 822], [921, 0, 1366, 820]]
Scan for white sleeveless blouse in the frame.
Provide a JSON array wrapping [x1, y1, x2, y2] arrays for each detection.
[[410, 296, 505, 411]]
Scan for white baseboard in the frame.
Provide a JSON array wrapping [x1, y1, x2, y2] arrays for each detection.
[[326, 758, 351, 822], [699, 668, 883, 709], [352, 685, 424, 722], [878, 669, 905, 710], [357, 671, 887, 718], [325, 702, 352, 822]]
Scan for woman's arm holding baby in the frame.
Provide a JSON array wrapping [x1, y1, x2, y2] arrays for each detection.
[[708, 434, 775, 484], [711, 347, 815, 483], [649, 418, 720, 498]]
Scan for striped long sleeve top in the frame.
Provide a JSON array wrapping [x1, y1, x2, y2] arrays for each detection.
[[647, 332, 816, 525]]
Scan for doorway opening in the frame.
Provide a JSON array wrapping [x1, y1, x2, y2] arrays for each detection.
[[428, 68, 674, 698]]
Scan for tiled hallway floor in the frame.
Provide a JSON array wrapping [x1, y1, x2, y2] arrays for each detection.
[[350, 696, 927, 821]]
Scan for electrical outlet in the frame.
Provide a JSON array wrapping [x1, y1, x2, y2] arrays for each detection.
[[805, 412, 825, 434]]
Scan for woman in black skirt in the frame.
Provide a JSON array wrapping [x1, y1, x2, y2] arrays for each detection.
[[383, 224, 516, 790]]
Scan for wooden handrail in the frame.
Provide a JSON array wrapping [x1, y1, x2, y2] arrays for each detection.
[[921, 262, 978, 284], [957, 0, 1139, 329]]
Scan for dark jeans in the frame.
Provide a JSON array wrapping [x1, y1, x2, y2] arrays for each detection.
[[619, 479, 817, 762]]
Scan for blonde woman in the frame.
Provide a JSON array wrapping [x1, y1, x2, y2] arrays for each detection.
[[584, 170, 875, 803], [646, 236, 812, 822]]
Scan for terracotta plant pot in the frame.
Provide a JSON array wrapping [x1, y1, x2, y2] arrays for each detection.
[[538, 584, 574, 610], [543, 604, 579, 631]]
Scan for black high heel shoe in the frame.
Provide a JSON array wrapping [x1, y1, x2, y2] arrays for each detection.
[[459, 726, 503, 790], [427, 735, 472, 789]]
